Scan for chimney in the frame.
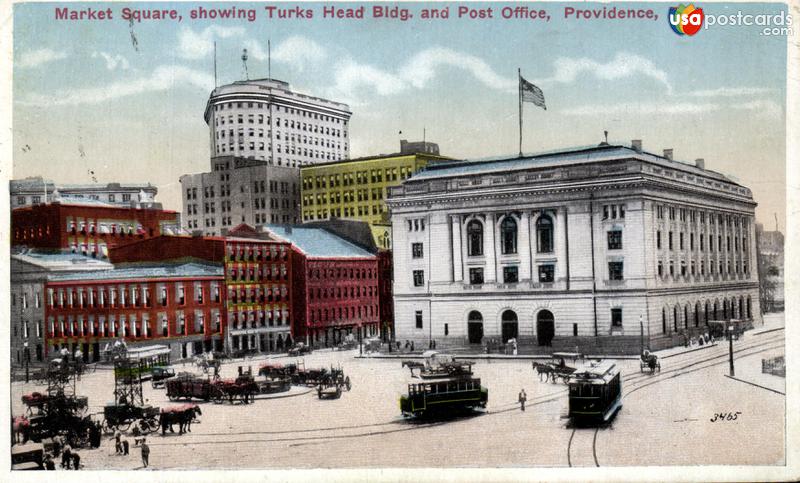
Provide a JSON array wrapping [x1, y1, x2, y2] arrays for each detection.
[[663, 149, 673, 160], [695, 158, 705, 169], [631, 139, 642, 152]]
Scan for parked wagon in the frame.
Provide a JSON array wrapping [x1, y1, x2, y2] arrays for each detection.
[[292, 363, 329, 386], [101, 403, 159, 434], [532, 353, 579, 384], [316, 366, 352, 399], [165, 375, 215, 401], [151, 366, 176, 388], [288, 342, 313, 357], [210, 375, 258, 404]]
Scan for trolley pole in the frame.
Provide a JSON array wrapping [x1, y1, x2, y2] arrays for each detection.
[[728, 324, 735, 377], [639, 315, 644, 355]]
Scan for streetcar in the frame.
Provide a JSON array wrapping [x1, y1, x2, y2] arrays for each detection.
[[399, 355, 487, 418], [567, 360, 622, 424]]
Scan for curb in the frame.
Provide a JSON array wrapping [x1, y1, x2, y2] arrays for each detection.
[[253, 386, 314, 400]]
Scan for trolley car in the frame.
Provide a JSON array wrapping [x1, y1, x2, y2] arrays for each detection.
[[567, 360, 622, 423], [399, 355, 487, 418]]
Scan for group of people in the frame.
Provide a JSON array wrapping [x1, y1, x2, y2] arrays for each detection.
[[115, 430, 150, 467]]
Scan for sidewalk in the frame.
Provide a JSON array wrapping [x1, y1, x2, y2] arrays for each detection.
[[357, 313, 785, 363]]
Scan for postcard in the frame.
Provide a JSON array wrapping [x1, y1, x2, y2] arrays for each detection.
[[3, 1, 798, 481]]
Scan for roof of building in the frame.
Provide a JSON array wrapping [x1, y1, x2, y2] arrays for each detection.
[[47, 262, 223, 282], [264, 225, 375, 258], [10, 177, 156, 192], [410, 144, 737, 185], [12, 250, 115, 271], [300, 152, 452, 169], [301, 219, 378, 254], [12, 200, 176, 214]]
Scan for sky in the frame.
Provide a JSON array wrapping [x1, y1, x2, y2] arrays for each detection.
[[11, 1, 789, 229]]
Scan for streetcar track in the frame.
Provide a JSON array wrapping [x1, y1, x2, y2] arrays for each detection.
[[572, 334, 784, 468]]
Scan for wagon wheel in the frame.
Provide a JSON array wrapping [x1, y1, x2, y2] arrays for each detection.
[[101, 419, 114, 434], [345, 376, 352, 391], [168, 393, 178, 401], [117, 419, 133, 432], [562, 374, 570, 385]]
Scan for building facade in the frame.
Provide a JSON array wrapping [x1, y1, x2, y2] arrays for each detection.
[[205, 78, 351, 167], [387, 143, 761, 353], [756, 224, 784, 312], [180, 156, 300, 235], [110, 233, 294, 353], [43, 263, 225, 362], [10, 177, 158, 209], [263, 225, 380, 347], [11, 200, 179, 256], [300, 146, 451, 248], [11, 251, 114, 367]]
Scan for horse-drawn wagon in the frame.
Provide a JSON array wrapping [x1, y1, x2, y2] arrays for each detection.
[[532, 353, 582, 384], [316, 366, 352, 399], [210, 374, 259, 404], [639, 350, 661, 374], [101, 403, 159, 434], [166, 375, 216, 401]]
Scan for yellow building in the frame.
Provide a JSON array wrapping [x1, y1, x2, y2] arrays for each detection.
[[300, 144, 451, 249]]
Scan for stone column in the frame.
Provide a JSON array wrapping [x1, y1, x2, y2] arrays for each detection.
[[451, 215, 463, 282], [519, 212, 532, 281], [556, 208, 567, 286], [485, 213, 497, 283]]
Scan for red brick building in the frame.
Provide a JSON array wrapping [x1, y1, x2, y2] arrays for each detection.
[[44, 263, 225, 362], [110, 233, 294, 353], [377, 250, 394, 342], [12, 201, 179, 257], [262, 225, 379, 347]]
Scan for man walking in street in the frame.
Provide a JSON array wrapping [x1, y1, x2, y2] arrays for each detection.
[[140, 438, 150, 468], [518, 389, 527, 411]]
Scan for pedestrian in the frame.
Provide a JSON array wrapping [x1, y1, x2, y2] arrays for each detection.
[[122, 439, 130, 455], [115, 430, 122, 454], [140, 438, 150, 468], [44, 454, 55, 470], [72, 452, 81, 470], [410, 341, 415, 352], [518, 389, 527, 411], [61, 444, 72, 469]]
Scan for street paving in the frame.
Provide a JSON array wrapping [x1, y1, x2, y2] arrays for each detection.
[[11, 315, 785, 469]]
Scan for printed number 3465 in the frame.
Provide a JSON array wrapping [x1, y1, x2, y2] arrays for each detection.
[[710, 411, 742, 422]]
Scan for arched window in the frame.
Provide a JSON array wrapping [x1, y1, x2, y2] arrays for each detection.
[[662, 308, 667, 334], [500, 217, 518, 255], [536, 215, 554, 253], [684, 305, 689, 329], [673, 305, 679, 332], [747, 296, 752, 319], [467, 220, 484, 256]]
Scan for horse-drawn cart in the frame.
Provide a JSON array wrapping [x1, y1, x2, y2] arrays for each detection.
[[101, 403, 159, 434], [639, 350, 661, 374], [532, 353, 581, 384], [317, 366, 352, 399], [210, 375, 258, 404], [166, 375, 216, 401]]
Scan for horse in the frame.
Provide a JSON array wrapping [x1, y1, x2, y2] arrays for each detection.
[[12, 415, 30, 444], [532, 362, 554, 382], [159, 404, 202, 435]]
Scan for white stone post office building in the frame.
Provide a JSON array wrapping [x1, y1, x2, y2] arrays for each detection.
[[387, 143, 761, 353]]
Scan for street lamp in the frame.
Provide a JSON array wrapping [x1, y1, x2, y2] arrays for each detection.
[[728, 324, 735, 377], [639, 315, 644, 355], [24, 341, 30, 384]]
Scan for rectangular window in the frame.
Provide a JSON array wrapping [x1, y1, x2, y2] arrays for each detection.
[[611, 308, 623, 327], [656, 231, 662, 250], [411, 243, 423, 258], [668, 232, 674, 250], [444, 323, 449, 336], [608, 262, 624, 280], [469, 268, 484, 285], [413, 270, 425, 287], [607, 230, 622, 250], [538, 264, 555, 283], [415, 310, 423, 329], [679, 233, 684, 250], [503, 266, 518, 284]]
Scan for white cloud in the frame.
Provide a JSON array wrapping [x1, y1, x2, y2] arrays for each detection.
[[272, 36, 327, 71], [177, 25, 245, 60], [333, 60, 406, 97], [561, 102, 719, 116], [400, 47, 516, 91], [17, 48, 67, 68], [689, 87, 773, 97], [546, 52, 672, 93], [20, 65, 214, 106], [243, 40, 268, 62], [92, 52, 130, 71]]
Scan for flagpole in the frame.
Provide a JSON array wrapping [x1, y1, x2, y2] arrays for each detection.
[[518, 68, 523, 157]]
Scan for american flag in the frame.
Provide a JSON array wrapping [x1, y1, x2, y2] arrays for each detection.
[[520, 76, 546, 110]]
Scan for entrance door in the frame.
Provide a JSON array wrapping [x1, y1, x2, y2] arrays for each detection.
[[501, 310, 519, 342], [467, 311, 484, 344], [536, 310, 555, 346], [82, 343, 90, 363], [92, 342, 100, 362]]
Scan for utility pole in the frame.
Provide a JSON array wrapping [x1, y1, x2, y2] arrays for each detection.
[[728, 324, 735, 376], [24, 342, 30, 384], [639, 315, 644, 355]]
